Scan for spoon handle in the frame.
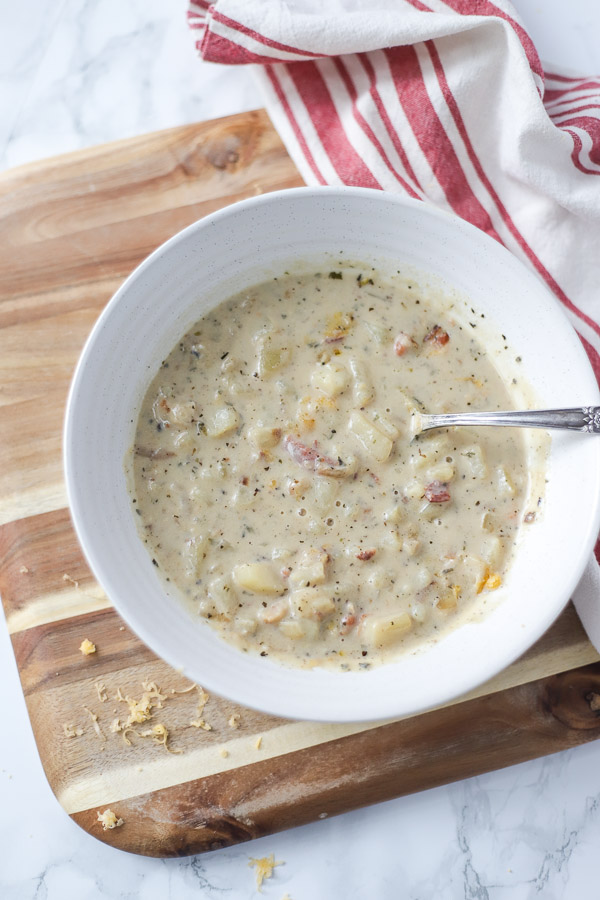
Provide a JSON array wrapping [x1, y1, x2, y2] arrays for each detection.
[[418, 406, 600, 434]]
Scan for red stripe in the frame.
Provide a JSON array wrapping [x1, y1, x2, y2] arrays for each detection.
[[264, 67, 326, 185], [558, 116, 600, 159], [562, 130, 600, 177], [211, 9, 326, 59], [188, 0, 210, 8], [552, 105, 600, 121], [544, 82, 600, 103], [427, 41, 600, 342], [333, 58, 420, 199], [403, 0, 434, 10], [441, 0, 543, 85], [545, 72, 597, 84], [385, 46, 502, 241], [286, 62, 382, 189], [359, 53, 424, 194], [201, 31, 301, 65], [546, 93, 600, 112], [579, 334, 600, 388]]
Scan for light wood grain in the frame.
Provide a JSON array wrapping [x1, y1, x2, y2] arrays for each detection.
[[1, 109, 599, 858]]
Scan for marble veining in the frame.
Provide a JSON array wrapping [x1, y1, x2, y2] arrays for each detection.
[[2, 0, 600, 897]]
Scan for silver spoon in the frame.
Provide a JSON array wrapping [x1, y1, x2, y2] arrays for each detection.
[[415, 406, 600, 436]]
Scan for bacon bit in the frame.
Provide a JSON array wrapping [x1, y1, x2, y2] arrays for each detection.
[[283, 435, 355, 478], [324, 334, 345, 344], [524, 511, 536, 524], [356, 549, 377, 561], [393, 332, 416, 356], [240, 476, 249, 486], [424, 480, 451, 503], [368, 470, 380, 484], [339, 607, 356, 635], [281, 567, 291, 579], [423, 325, 450, 347]]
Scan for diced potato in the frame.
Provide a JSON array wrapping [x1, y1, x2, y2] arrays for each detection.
[[348, 411, 393, 463], [496, 466, 515, 496], [402, 537, 421, 557], [199, 575, 236, 616], [289, 588, 335, 621], [279, 618, 319, 640], [403, 478, 424, 500], [170, 400, 197, 426], [348, 358, 374, 407], [289, 548, 329, 589], [360, 612, 412, 647], [370, 411, 400, 439], [437, 593, 458, 611], [383, 505, 404, 525], [366, 569, 389, 590], [183, 534, 207, 579], [414, 567, 433, 591], [364, 320, 388, 344], [231, 484, 256, 509], [481, 535, 502, 567], [233, 616, 258, 636], [310, 362, 348, 398], [246, 425, 282, 450], [260, 599, 290, 624], [461, 554, 487, 593], [257, 345, 290, 377], [205, 406, 239, 437], [426, 462, 455, 483], [460, 445, 488, 478], [232, 563, 286, 595], [410, 436, 451, 469], [311, 477, 339, 513]]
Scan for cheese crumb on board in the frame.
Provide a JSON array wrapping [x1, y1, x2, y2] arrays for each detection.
[[140, 723, 181, 754], [83, 706, 104, 742], [19, 565, 29, 574], [62, 723, 84, 738], [228, 713, 241, 729], [190, 719, 212, 731], [254, 736, 263, 750], [97, 809, 124, 831], [95, 681, 108, 702], [219, 748, 229, 758], [79, 639, 96, 656], [248, 853, 283, 890], [63, 573, 79, 588]]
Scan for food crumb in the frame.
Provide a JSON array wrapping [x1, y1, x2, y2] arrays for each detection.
[[79, 638, 96, 656], [228, 713, 241, 729], [248, 853, 282, 890], [63, 723, 84, 738], [97, 809, 124, 831], [19, 565, 29, 574], [95, 681, 108, 702], [140, 722, 181, 754], [63, 573, 80, 588], [219, 748, 229, 758], [484, 572, 502, 591], [255, 735, 263, 750], [190, 719, 212, 731], [119, 626, 125, 631], [110, 718, 122, 733], [83, 706, 104, 741]]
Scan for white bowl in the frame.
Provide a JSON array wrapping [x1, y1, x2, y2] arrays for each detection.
[[64, 187, 600, 723]]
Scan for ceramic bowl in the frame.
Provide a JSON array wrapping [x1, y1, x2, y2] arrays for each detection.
[[64, 187, 600, 722]]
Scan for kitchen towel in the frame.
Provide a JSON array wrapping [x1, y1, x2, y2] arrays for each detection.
[[187, 0, 600, 649]]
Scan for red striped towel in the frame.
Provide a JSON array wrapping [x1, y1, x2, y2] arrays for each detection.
[[187, 0, 600, 646]]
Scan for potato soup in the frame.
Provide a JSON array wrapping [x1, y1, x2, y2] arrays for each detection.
[[129, 265, 541, 671]]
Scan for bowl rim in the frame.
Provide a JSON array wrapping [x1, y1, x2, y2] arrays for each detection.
[[64, 185, 600, 723]]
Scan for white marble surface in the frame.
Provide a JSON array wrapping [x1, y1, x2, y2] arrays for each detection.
[[2, 1, 600, 898]]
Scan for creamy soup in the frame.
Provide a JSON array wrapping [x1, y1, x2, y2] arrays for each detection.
[[129, 265, 538, 671]]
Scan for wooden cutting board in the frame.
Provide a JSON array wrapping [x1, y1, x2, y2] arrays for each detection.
[[2, 108, 600, 858]]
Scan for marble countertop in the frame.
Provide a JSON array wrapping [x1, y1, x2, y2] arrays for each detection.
[[2, 2, 600, 898]]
